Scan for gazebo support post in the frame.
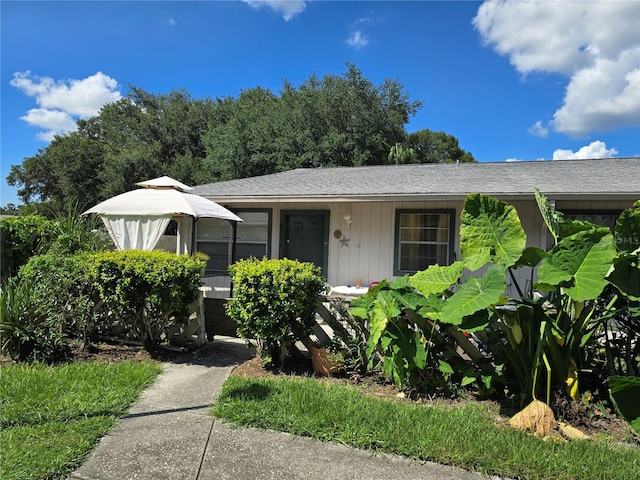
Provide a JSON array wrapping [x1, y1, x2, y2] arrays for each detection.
[[229, 220, 238, 298], [190, 217, 198, 255]]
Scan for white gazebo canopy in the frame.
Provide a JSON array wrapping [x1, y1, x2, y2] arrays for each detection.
[[135, 175, 193, 191], [83, 176, 242, 252]]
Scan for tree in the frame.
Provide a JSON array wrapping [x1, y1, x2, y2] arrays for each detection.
[[6, 64, 476, 214], [0, 204, 19, 216], [95, 88, 214, 197], [8, 88, 216, 212], [291, 64, 421, 167], [203, 87, 283, 180], [388, 143, 417, 164], [7, 129, 105, 216], [203, 64, 423, 176], [406, 129, 475, 163]]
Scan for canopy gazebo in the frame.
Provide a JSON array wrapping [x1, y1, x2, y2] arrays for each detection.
[[83, 176, 242, 254], [83, 176, 243, 346]]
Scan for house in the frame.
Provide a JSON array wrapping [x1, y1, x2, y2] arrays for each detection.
[[190, 157, 640, 300]]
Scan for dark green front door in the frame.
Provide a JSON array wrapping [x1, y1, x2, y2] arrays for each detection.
[[281, 211, 329, 274]]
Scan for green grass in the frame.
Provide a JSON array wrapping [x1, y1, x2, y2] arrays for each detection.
[[0, 360, 162, 480], [212, 376, 640, 480]]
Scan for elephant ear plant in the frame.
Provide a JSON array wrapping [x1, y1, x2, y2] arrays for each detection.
[[352, 191, 639, 410]]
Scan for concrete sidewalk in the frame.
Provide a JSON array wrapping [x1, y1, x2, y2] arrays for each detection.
[[68, 337, 498, 480]]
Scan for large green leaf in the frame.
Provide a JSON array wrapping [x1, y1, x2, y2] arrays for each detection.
[[514, 246, 547, 268], [459, 309, 492, 332], [389, 275, 411, 290], [537, 228, 616, 302], [609, 375, 640, 433], [559, 219, 600, 239], [411, 330, 427, 370], [441, 264, 506, 325], [418, 295, 446, 321], [390, 290, 428, 312], [607, 252, 640, 301], [388, 323, 427, 370], [614, 200, 640, 253], [365, 291, 399, 362], [460, 193, 526, 271], [410, 261, 464, 297], [535, 188, 562, 245]]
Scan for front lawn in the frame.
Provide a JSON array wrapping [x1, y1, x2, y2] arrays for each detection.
[[213, 375, 640, 480], [0, 360, 161, 480]]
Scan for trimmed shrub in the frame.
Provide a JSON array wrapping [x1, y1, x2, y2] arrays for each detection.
[[14, 250, 207, 357], [227, 258, 326, 365], [19, 254, 102, 350], [85, 250, 207, 351]]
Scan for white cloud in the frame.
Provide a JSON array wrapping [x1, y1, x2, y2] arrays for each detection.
[[552, 140, 618, 160], [346, 30, 368, 49], [242, 0, 306, 21], [169, 17, 176, 27], [552, 47, 640, 136], [345, 14, 378, 50], [528, 120, 548, 138], [20, 108, 76, 133], [10, 71, 121, 141], [473, 1, 640, 137]]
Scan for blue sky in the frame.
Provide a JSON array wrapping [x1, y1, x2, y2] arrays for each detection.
[[2, 0, 639, 207]]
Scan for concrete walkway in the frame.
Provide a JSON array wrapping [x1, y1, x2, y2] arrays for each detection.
[[68, 337, 499, 480]]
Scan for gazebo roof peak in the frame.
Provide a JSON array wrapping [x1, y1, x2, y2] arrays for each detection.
[[135, 176, 193, 192]]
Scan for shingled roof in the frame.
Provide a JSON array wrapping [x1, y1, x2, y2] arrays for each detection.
[[191, 157, 640, 202]]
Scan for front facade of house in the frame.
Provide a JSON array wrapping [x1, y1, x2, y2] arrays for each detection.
[[189, 158, 640, 299]]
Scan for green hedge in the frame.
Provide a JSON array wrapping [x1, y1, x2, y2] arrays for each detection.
[[0, 215, 56, 282], [86, 250, 206, 351], [227, 258, 326, 365], [2, 251, 207, 361], [17, 254, 104, 352]]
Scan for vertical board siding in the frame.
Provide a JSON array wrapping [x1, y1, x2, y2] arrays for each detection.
[[367, 202, 384, 285], [202, 197, 633, 299], [509, 200, 541, 296]]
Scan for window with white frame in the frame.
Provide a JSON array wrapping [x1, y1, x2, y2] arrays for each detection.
[[196, 210, 271, 275], [394, 210, 455, 275]]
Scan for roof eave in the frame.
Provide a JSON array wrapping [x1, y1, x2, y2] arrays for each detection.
[[203, 192, 639, 203]]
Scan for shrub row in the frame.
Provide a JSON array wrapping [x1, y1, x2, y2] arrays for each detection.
[[1, 251, 206, 362]]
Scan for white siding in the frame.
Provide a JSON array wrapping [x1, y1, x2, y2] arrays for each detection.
[[218, 200, 463, 288], [202, 198, 633, 298]]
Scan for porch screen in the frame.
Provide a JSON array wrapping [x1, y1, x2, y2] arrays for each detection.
[[395, 211, 454, 274], [196, 211, 270, 275]]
